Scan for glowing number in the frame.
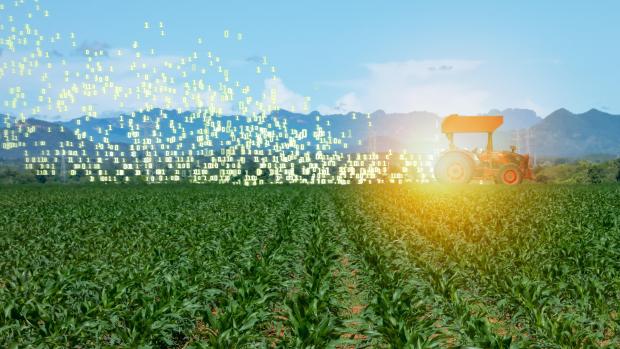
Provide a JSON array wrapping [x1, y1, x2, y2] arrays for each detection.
[[0, 1, 436, 184]]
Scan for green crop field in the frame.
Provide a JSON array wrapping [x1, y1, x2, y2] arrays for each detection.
[[1, 184, 619, 348]]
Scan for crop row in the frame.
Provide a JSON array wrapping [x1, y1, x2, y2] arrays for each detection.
[[0, 186, 305, 347], [336, 184, 620, 348], [1, 184, 618, 348]]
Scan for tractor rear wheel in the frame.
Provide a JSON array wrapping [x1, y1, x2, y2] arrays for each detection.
[[434, 152, 474, 184], [496, 164, 523, 185]]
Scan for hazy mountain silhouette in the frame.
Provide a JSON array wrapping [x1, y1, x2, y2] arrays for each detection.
[[2, 107, 620, 159], [528, 108, 620, 157], [0, 118, 99, 159], [485, 108, 542, 130]]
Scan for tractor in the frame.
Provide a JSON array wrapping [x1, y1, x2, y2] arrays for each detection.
[[434, 114, 533, 185]]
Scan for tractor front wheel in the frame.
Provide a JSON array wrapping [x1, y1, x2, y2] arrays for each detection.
[[496, 164, 523, 185], [434, 152, 474, 184]]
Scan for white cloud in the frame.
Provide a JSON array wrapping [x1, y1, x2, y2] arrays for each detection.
[[261, 77, 309, 114], [0, 49, 193, 119], [317, 92, 362, 115], [521, 98, 548, 116], [321, 59, 491, 115], [1, 44, 273, 119], [365, 59, 482, 80]]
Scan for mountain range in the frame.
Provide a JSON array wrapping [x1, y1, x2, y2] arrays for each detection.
[[1, 107, 619, 160]]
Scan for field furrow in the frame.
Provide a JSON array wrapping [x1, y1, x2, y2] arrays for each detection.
[[1, 184, 619, 348]]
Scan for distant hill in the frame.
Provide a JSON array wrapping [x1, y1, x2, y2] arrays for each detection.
[[528, 108, 620, 157], [2, 107, 620, 160], [486, 108, 542, 130], [458, 108, 620, 158], [0, 118, 98, 160]]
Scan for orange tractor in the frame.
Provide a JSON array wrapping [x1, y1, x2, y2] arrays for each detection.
[[434, 114, 533, 185]]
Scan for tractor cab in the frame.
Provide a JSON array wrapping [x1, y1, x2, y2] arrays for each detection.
[[435, 114, 533, 184]]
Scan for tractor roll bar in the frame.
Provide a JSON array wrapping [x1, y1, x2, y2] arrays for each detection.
[[441, 115, 504, 152], [441, 115, 504, 133]]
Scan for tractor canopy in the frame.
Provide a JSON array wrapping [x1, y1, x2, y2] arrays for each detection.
[[441, 115, 503, 134]]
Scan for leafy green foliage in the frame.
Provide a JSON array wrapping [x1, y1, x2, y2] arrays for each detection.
[[534, 158, 620, 184], [1, 184, 619, 347]]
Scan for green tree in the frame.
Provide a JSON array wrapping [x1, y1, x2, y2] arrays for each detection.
[[257, 167, 271, 181], [70, 169, 87, 182], [34, 174, 47, 184], [587, 165, 604, 184], [241, 157, 259, 176], [535, 174, 550, 184]]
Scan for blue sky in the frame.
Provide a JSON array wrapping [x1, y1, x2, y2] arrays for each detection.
[[1, 0, 619, 118]]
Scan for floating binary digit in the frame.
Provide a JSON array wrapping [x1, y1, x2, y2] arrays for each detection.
[[0, 0, 436, 184]]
